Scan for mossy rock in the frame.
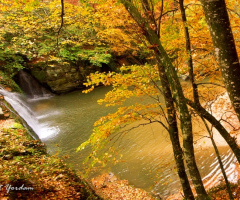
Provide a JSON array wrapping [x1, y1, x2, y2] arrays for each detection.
[[0, 71, 22, 93], [12, 123, 24, 129], [31, 70, 46, 83]]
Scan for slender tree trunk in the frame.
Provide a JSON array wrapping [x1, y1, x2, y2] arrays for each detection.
[[146, 15, 210, 200], [155, 51, 209, 199], [180, 0, 240, 173], [202, 118, 234, 200], [180, 2, 239, 195], [179, 0, 199, 103], [126, 1, 195, 198], [158, 65, 194, 200], [186, 98, 240, 164], [200, 0, 240, 121], [57, 0, 64, 47], [178, 3, 211, 197], [119, 1, 209, 199]]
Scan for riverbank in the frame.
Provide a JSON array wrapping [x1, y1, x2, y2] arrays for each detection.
[[85, 91, 240, 200], [0, 96, 101, 199], [1, 79, 240, 199], [166, 91, 240, 200], [90, 173, 155, 200], [0, 90, 156, 200], [0, 117, 155, 200]]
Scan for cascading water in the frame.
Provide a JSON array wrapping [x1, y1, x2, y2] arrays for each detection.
[[0, 89, 59, 140], [17, 70, 52, 99]]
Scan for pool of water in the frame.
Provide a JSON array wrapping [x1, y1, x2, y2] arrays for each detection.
[[1, 87, 237, 198]]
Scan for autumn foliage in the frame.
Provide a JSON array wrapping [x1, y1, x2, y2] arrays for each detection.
[[1, 0, 240, 199], [0, 124, 100, 199], [77, 0, 240, 165]]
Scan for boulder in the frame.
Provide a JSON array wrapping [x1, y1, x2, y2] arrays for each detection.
[[27, 60, 91, 93], [25, 54, 143, 93]]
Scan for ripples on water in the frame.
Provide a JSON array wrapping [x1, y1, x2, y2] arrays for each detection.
[[0, 87, 237, 198]]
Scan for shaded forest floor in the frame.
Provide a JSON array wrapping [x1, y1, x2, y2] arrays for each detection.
[[207, 182, 240, 200], [90, 173, 155, 200]]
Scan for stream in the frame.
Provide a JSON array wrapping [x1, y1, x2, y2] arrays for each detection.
[[0, 86, 238, 198]]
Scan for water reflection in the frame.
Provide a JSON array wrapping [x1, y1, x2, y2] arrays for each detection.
[[1, 87, 237, 198]]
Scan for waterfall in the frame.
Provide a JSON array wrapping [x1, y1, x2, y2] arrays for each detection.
[[17, 70, 53, 99], [0, 89, 59, 140]]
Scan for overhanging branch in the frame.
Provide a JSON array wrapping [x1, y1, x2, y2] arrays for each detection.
[[57, 0, 64, 47]]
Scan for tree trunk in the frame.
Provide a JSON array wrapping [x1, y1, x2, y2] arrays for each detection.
[[155, 51, 209, 199], [186, 98, 240, 164], [179, 0, 199, 103], [119, 1, 209, 199], [200, 0, 240, 121], [202, 118, 234, 200], [181, 0, 240, 183], [158, 65, 194, 199]]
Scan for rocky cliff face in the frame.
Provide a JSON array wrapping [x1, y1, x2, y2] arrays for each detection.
[[27, 59, 104, 94], [12, 54, 145, 94], [44, 63, 83, 93]]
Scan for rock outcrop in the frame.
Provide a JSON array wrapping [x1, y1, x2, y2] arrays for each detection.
[[13, 54, 146, 94], [27, 59, 104, 94]]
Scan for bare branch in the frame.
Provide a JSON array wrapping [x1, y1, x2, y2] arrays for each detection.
[[219, 111, 239, 130], [109, 120, 159, 146], [57, 0, 64, 47], [196, 82, 225, 88], [227, 7, 240, 18], [156, 8, 178, 20], [157, 0, 164, 37]]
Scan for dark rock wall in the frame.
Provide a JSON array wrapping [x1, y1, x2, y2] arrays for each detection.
[[18, 54, 146, 94], [28, 60, 103, 94]]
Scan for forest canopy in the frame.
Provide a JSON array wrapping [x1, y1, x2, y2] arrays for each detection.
[[1, 0, 240, 199]]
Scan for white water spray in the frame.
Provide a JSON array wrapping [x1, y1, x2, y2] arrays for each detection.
[[0, 89, 59, 140]]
